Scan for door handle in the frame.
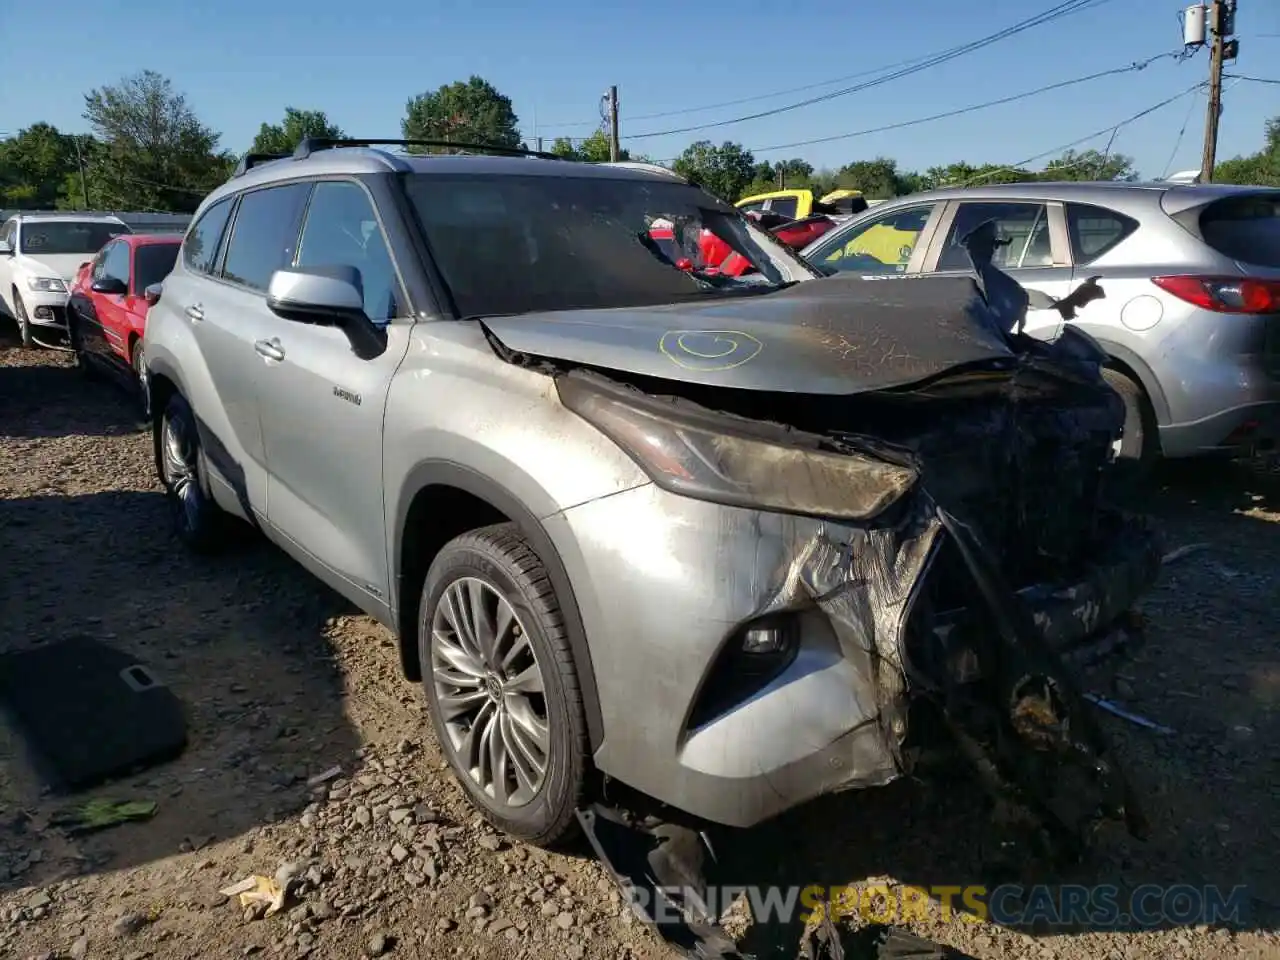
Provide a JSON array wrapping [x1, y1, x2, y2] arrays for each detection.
[[254, 338, 285, 362], [184, 303, 204, 322]]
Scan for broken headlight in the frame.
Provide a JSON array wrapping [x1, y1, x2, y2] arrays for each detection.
[[557, 374, 917, 521]]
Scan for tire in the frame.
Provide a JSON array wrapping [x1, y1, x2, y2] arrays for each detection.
[[13, 291, 32, 348], [67, 310, 96, 377], [1102, 367, 1158, 494], [132, 339, 151, 419], [418, 523, 587, 847], [156, 393, 229, 553]]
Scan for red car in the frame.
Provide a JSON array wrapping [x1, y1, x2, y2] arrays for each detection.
[[647, 211, 840, 280], [67, 233, 182, 410]]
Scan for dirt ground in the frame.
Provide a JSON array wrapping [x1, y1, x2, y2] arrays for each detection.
[[1, 329, 1278, 960]]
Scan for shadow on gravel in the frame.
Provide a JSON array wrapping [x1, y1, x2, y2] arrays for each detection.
[[687, 461, 1280, 956], [0, 490, 363, 894], [0, 360, 144, 440]]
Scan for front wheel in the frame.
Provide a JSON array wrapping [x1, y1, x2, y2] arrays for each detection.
[[13, 292, 32, 348], [68, 310, 96, 377], [418, 523, 588, 847], [156, 393, 229, 553]]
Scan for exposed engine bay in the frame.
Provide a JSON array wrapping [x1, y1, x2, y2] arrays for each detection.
[[482, 222, 1161, 959]]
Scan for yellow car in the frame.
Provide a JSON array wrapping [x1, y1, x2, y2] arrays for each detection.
[[736, 188, 869, 220]]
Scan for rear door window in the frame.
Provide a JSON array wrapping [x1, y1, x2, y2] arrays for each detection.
[[183, 198, 234, 275], [934, 201, 1056, 272], [1198, 194, 1280, 269], [1065, 203, 1139, 265], [221, 183, 312, 292]]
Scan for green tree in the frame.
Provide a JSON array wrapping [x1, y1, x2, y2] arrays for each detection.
[[833, 157, 910, 199], [402, 76, 521, 153], [1039, 148, 1136, 182], [673, 140, 755, 203], [251, 108, 345, 155], [548, 130, 630, 162], [81, 70, 229, 212], [1213, 116, 1280, 186], [0, 123, 80, 209]]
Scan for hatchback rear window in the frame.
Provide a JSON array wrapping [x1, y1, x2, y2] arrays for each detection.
[[1199, 194, 1280, 268]]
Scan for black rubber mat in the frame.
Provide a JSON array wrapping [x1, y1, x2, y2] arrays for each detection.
[[0, 636, 187, 792]]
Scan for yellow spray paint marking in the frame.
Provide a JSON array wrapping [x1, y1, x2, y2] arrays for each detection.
[[658, 330, 763, 371]]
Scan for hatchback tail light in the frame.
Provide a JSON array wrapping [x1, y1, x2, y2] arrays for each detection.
[[1151, 275, 1280, 314]]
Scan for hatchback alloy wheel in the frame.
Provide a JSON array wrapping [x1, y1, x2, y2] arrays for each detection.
[[429, 576, 551, 808]]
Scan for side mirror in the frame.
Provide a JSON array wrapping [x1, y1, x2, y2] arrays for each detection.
[[91, 275, 128, 296], [266, 265, 387, 360], [0, 241, 12, 256], [144, 282, 163, 307]]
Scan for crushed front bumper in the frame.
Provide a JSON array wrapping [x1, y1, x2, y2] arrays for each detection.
[[553, 480, 1161, 832]]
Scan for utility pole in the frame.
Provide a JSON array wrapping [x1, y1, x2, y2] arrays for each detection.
[[1200, 0, 1238, 183], [72, 135, 90, 208], [607, 86, 620, 162]]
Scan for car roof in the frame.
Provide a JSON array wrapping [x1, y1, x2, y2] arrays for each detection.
[[200, 146, 687, 212], [12, 212, 128, 224], [123, 232, 184, 247], [871, 180, 1276, 206]]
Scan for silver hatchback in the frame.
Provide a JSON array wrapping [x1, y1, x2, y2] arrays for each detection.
[[801, 182, 1280, 467]]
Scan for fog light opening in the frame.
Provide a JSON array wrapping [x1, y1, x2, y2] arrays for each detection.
[[741, 625, 788, 655]]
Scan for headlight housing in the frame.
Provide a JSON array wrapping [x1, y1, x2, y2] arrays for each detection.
[[557, 372, 917, 521], [27, 276, 67, 293]]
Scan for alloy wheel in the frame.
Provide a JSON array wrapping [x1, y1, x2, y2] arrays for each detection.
[[430, 576, 551, 809], [14, 294, 31, 346], [133, 343, 151, 417], [160, 410, 202, 534]]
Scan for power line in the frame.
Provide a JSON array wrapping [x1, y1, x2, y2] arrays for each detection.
[[1160, 87, 1206, 178], [1006, 82, 1206, 170], [542, 0, 1115, 132], [1224, 73, 1280, 84], [705, 50, 1179, 157], [622, 0, 1122, 141]]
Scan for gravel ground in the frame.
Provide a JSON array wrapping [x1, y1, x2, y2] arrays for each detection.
[[1, 329, 1278, 960]]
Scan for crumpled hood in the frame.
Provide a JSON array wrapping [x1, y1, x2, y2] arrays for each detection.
[[482, 273, 1016, 395], [19, 253, 89, 285]]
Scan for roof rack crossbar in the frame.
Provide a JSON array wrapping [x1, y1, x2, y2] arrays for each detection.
[[291, 137, 569, 162], [233, 152, 291, 177]]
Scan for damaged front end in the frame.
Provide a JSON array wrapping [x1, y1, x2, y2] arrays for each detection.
[[483, 225, 1162, 956]]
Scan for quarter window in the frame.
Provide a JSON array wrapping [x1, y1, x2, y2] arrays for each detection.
[[294, 181, 400, 320], [934, 201, 1054, 272], [812, 204, 936, 274], [221, 183, 312, 292], [1065, 203, 1138, 265], [183, 198, 233, 275]]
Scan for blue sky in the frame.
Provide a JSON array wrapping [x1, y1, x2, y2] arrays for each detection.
[[2, 0, 1277, 179]]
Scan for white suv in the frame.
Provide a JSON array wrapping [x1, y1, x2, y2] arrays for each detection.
[[0, 213, 130, 346]]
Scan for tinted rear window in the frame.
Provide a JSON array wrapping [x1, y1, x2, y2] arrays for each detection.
[[134, 243, 180, 294], [1200, 194, 1280, 268], [1065, 203, 1139, 265]]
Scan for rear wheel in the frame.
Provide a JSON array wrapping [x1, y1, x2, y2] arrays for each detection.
[[1102, 367, 1157, 494], [418, 523, 588, 848], [131, 340, 150, 418]]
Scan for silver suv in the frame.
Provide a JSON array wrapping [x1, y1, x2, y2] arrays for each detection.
[[800, 182, 1280, 470], [144, 140, 1159, 850]]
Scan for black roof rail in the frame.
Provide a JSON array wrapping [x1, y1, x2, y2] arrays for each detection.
[[233, 152, 290, 177], [291, 137, 569, 162]]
